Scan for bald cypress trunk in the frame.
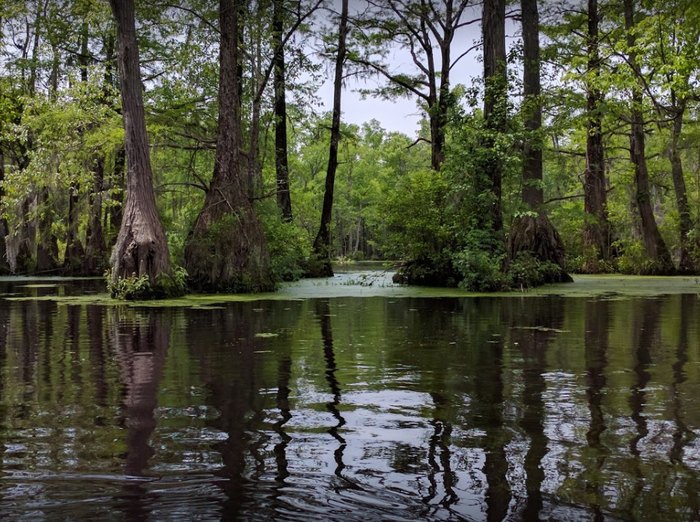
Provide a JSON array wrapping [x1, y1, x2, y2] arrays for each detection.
[[183, 0, 274, 293], [308, 0, 349, 277], [481, 0, 506, 235], [109, 0, 179, 297], [508, 0, 570, 283], [582, 0, 611, 273], [623, 0, 674, 274], [0, 149, 9, 274], [668, 98, 694, 273], [273, 0, 293, 222]]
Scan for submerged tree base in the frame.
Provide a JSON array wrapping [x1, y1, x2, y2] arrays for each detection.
[[184, 211, 276, 294], [392, 256, 460, 287], [107, 268, 187, 300], [304, 254, 334, 278], [508, 213, 573, 285]]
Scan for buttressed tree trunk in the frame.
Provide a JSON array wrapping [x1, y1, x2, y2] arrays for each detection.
[[308, 0, 349, 277], [582, 0, 611, 273], [624, 0, 674, 274], [508, 0, 571, 283], [109, 0, 178, 296], [184, 0, 274, 293]]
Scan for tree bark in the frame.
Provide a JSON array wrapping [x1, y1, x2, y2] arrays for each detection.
[[308, 0, 349, 277], [624, 0, 674, 274], [481, 0, 506, 234], [273, 0, 293, 222], [582, 0, 611, 272], [109, 0, 175, 293], [184, 0, 274, 293]]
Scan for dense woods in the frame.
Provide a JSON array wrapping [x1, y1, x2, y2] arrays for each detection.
[[1, 0, 699, 297]]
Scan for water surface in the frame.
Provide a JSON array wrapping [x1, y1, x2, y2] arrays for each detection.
[[0, 277, 699, 520]]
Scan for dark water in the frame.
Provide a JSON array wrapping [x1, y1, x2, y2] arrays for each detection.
[[1, 280, 699, 520]]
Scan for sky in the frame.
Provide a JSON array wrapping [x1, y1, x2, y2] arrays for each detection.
[[312, 2, 493, 136]]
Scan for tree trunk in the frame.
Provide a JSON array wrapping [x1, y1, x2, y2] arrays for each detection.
[[481, 0, 506, 234], [0, 149, 10, 274], [433, 0, 455, 171], [84, 155, 107, 275], [110, 145, 125, 243], [109, 0, 177, 296], [36, 188, 60, 272], [582, 0, 611, 272], [509, 0, 571, 283], [183, 0, 274, 293], [669, 98, 694, 273], [624, 0, 674, 274], [308, 0, 349, 277], [63, 182, 85, 274], [248, 2, 263, 199], [273, 0, 293, 222], [521, 0, 543, 210]]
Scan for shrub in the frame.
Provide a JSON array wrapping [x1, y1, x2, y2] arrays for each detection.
[[259, 209, 310, 282], [506, 251, 563, 289], [106, 265, 187, 300]]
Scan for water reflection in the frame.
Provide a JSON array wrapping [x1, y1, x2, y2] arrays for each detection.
[[583, 298, 609, 521], [0, 284, 699, 520], [111, 310, 170, 476], [515, 299, 565, 521], [314, 299, 350, 485]]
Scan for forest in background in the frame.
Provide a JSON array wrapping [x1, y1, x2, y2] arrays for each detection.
[[0, 0, 699, 298]]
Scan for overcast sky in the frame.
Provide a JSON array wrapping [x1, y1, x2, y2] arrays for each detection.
[[312, 2, 492, 136]]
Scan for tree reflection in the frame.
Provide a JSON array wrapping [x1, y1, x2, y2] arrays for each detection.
[[424, 393, 458, 509], [314, 299, 351, 484], [629, 298, 658, 458], [87, 305, 108, 409], [112, 309, 171, 476], [583, 298, 610, 520], [272, 353, 292, 483], [670, 294, 693, 464], [472, 300, 511, 522], [514, 298, 565, 521], [186, 304, 265, 519], [109, 309, 171, 520]]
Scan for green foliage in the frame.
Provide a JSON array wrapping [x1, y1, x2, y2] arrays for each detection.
[[259, 203, 310, 282], [106, 266, 187, 300], [506, 252, 564, 289], [385, 167, 450, 261], [614, 239, 660, 275], [450, 229, 507, 291], [453, 247, 506, 291]]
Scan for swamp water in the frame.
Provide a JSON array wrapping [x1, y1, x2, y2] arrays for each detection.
[[0, 273, 699, 520]]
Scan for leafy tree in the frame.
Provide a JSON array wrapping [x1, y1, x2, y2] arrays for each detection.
[[108, 0, 182, 297], [621, 0, 674, 273], [307, 0, 349, 277], [184, 0, 274, 293], [507, 0, 570, 284]]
